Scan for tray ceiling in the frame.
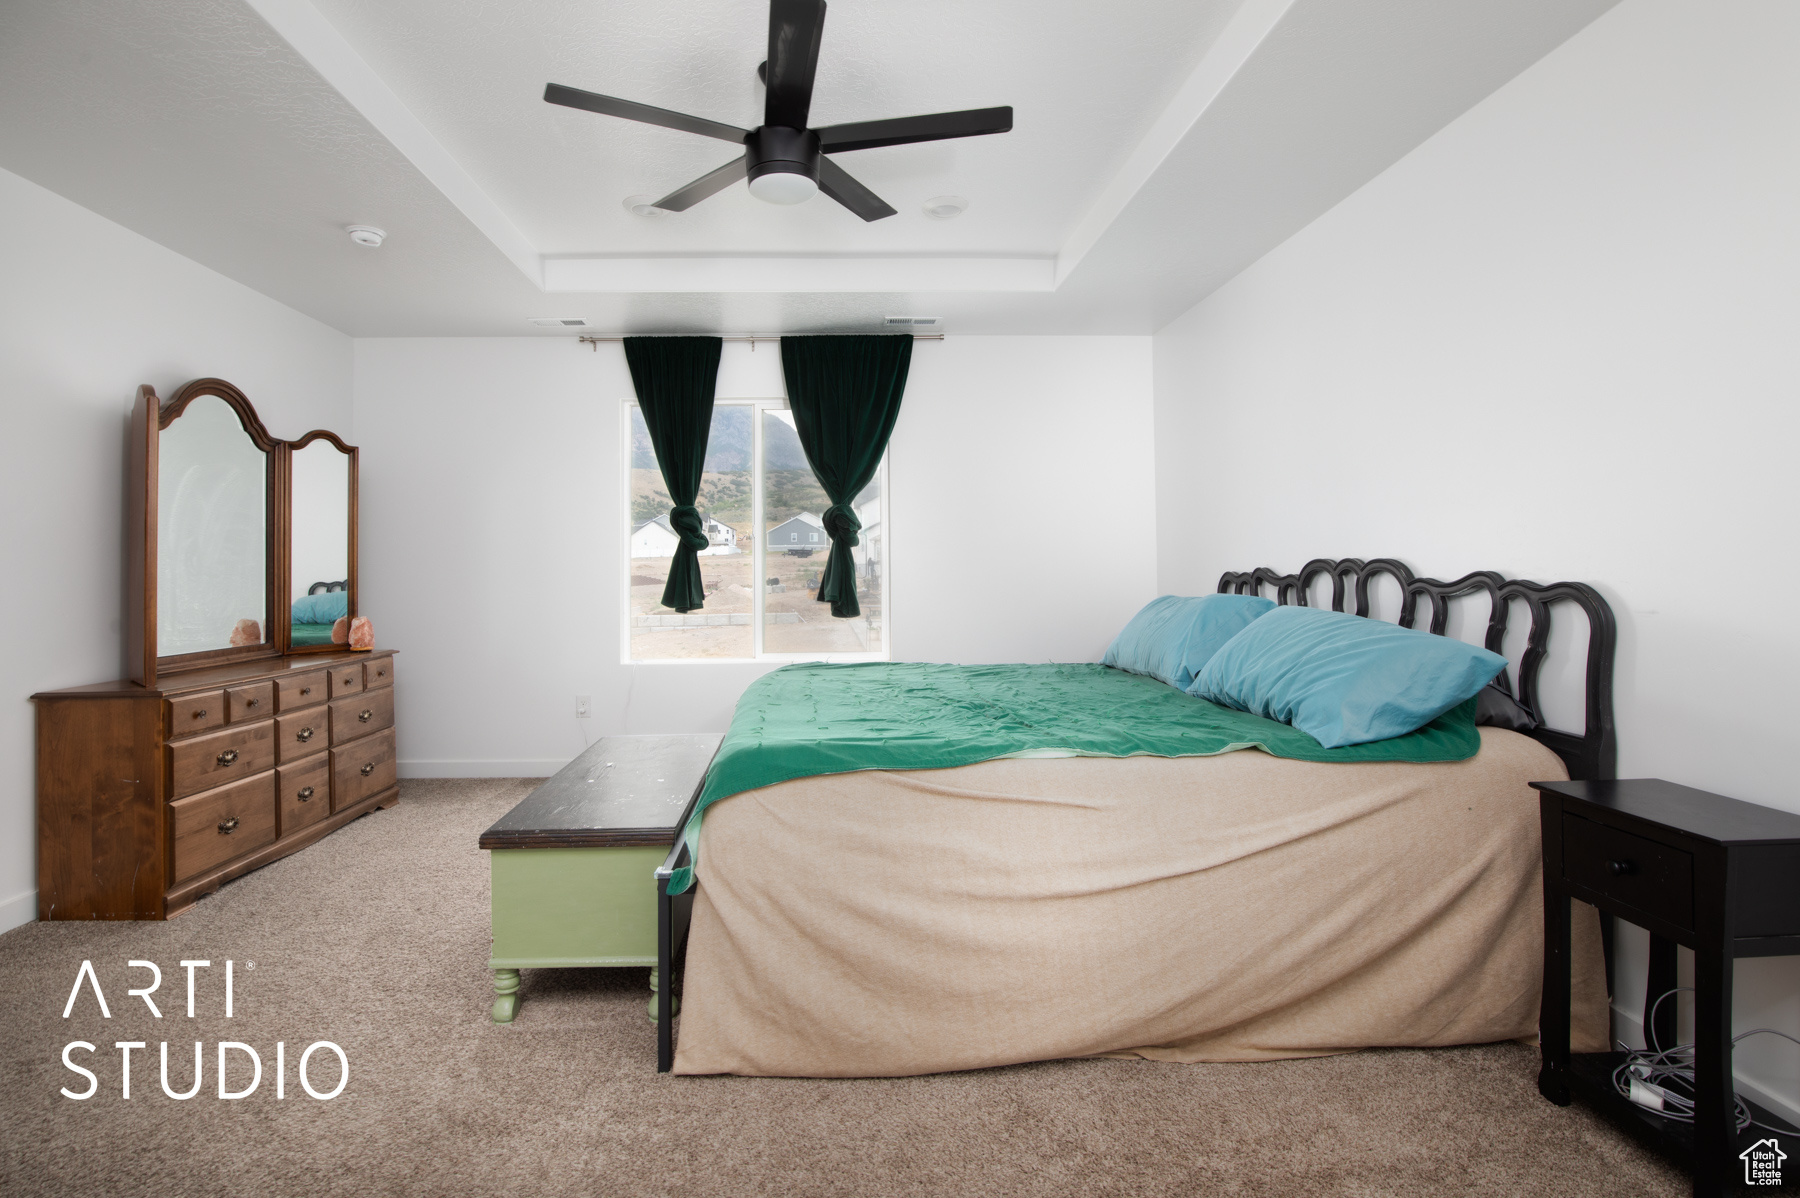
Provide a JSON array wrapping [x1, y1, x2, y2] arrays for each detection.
[[0, 0, 1621, 334]]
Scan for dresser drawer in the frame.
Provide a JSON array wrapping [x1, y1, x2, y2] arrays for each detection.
[[226, 681, 274, 722], [277, 670, 329, 712], [278, 755, 331, 836], [364, 658, 394, 690], [169, 722, 277, 800], [165, 691, 227, 739], [331, 687, 394, 746], [1562, 813, 1694, 930], [171, 772, 277, 883], [329, 664, 363, 698], [332, 728, 396, 810], [275, 709, 328, 764]]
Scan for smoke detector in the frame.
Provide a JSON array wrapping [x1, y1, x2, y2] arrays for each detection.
[[529, 318, 589, 328], [345, 225, 386, 247], [622, 195, 668, 217], [884, 316, 941, 328], [921, 196, 967, 220]]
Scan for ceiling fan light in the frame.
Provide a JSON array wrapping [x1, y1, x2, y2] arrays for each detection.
[[622, 195, 667, 217], [748, 169, 819, 205]]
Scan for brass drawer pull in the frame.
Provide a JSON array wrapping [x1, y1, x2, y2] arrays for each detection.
[[360, 763, 376, 776], [297, 786, 315, 802], [358, 709, 374, 723], [297, 727, 315, 742], [216, 749, 239, 766], [218, 817, 239, 834], [192, 709, 208, 719]]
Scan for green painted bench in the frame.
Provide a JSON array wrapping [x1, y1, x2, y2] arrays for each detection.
[[478, 734, 720, 1023]]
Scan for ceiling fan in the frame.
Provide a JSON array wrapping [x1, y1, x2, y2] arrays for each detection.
[[543, 0, 1012, 221]]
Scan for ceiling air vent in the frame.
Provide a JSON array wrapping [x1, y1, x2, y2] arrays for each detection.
[[884, 316, 941, 328], [530, 318, 589, 327]]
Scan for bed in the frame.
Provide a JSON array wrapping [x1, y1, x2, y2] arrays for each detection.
[[653, 558, 1619, 1076]]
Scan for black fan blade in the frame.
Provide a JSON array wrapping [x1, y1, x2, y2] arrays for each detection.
[[764, 0, 825, 129], [817, 106, 1013, 153], [653, 156, 749, 211], [817, 157, 896, 222], [543, 83, 748, 145]]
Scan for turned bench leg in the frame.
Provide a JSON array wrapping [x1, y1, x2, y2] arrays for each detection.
[[492, 968, 520, 1023], [647, 965, 679, 1022]]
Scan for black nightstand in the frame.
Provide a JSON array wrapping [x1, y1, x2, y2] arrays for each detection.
[[1536, 778, 1800, 1196]]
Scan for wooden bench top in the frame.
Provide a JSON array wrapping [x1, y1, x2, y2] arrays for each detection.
[[478, 734, 721, 851]]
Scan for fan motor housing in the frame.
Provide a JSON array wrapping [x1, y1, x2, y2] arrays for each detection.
[[747, 125, 821, 186]]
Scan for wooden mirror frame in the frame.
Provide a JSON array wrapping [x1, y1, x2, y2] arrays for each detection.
[[130, 378, 282, 687], [279, 429, 360, 657]]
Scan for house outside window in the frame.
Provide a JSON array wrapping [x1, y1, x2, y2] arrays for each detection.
[[625, 400, 887, 662]]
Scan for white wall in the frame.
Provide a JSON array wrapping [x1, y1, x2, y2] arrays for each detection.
[[353, 335, 1155, 775], [0, 166, 351, 933], [1152, 0, 1800, 1117]]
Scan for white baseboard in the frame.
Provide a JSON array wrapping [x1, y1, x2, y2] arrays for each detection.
[[0, 888, 37, 934], [398, 759, 569, 779], [1613, 1003, 1800, 1130]]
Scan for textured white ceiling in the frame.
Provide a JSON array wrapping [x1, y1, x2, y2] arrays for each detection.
[[0, 0, 1622, 335], [307, 0, 1242, 254]]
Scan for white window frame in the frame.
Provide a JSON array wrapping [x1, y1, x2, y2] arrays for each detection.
[[622, 397, 890, 665]]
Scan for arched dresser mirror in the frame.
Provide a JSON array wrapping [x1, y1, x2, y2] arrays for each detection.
[[36, 377, 396, 922], [136, 379, 279, 677], [285, 430, 358, 651]]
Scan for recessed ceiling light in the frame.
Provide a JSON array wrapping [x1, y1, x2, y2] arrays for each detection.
[[529, 317, 589, 327], [345, 224, 386, 247], [622, 195, 668, 217], [922, 196, 967, 220]]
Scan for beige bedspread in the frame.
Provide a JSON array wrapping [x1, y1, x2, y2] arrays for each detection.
[[673, 727, 1611, 1077]]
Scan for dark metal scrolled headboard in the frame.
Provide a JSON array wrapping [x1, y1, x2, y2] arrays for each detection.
[[1217, 558, 1617, 781]]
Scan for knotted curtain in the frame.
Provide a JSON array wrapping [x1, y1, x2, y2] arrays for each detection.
[[625, 336, 722, 613], [779, 335, 911, 618]]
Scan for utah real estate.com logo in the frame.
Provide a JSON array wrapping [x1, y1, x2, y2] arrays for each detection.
[[58, 959, 347, 1102], [1742, 1138, 1786, 1187]]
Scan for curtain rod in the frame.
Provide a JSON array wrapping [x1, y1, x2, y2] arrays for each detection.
[[576, 333, 943, 352]]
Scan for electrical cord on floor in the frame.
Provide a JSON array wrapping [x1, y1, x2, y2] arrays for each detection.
[[1612, 986, 1800, 1134]]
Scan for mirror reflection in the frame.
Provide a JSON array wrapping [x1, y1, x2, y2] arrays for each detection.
[[157, 396, 268, 657], [289, 439, 351, 646]]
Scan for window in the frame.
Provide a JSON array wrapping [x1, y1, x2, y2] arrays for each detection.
[[626, 399, 887, 662]]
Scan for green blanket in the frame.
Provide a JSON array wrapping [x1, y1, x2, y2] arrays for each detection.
[[664, 662, 1480, 894]]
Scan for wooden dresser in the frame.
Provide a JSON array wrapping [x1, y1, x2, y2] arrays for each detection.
[[34, 649, 398, 920]]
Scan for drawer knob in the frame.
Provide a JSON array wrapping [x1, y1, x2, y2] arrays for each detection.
[[376, 670, 386, 678], [297, 786, 315, 802], [1609, 859, 1636, 876], [192, 709, 208, 719], [358, 709, 374, 723], [360, 763, 376, 776], [297, 727, 315, 742], [216, 749, 239, 766], [245, 697, 260, 708], [218, 817, 239, 834], [301, 687, 312, 696]]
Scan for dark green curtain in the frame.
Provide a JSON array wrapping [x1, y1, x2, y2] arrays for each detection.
[[779, 334, 911, 618], [625, 336, 722, 613]]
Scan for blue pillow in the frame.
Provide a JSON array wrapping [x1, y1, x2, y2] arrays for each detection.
[[1189, 605, 1507, 748], [1102, 594, 1277, 690], [291, 590, 348, 624]]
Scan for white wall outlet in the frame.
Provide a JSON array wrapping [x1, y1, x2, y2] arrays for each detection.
[[575, 695, 591, 719]]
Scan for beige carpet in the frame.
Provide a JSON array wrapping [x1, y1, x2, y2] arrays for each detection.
[[1, 779, 1685, 1197]]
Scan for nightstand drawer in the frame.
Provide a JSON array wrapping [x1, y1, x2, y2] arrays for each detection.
[[1561, 813, 1694, 930]]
